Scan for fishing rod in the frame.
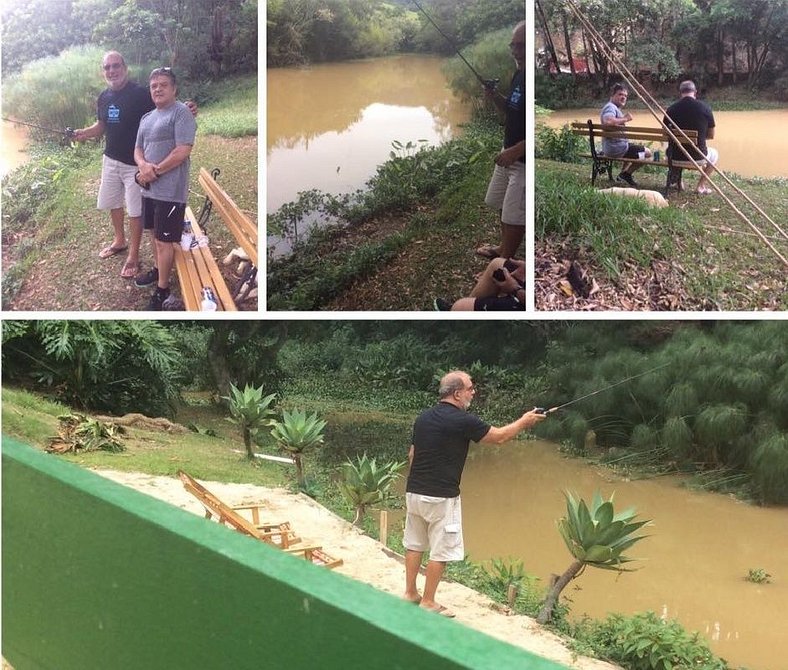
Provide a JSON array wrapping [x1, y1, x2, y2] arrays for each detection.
[[411, 0, 499, 90], [2, 117, 75, 139], [536, 362, 672, 415]]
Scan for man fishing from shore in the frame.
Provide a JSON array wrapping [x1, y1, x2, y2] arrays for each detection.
[[403, 370, 544, 616], [73, 52, 195, 280], [475, 20, 525, 262]]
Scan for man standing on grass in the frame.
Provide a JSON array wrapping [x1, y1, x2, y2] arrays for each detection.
[[134, 68, 196, 311], [73, 52, 196, 281], [600, 83, 651, 188], [73, 52, 154, 279], [403, 370, 544, 617], [475, 20, 525, 262]]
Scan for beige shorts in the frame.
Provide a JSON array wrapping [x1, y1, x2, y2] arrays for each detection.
[[97, 155, 143, 217], [403, 493, 464, 562], [484, 160, 525, 226]]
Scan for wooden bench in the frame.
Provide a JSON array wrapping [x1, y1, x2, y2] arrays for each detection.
[[178, 471, 343, 569], [571, 120, 706, 195], [172, 167, 257, 310]]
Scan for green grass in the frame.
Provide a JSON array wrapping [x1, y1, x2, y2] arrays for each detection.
[[1, 387, 285, 488], [185, 75, 258, 138], [536, 159, 788, 310]]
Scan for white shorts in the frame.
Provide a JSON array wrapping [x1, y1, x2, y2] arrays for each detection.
[[403, 493, 464, 562], [705, 147, 719, 166], [485, 160, 525, 226], [97, 156, 143, 217]]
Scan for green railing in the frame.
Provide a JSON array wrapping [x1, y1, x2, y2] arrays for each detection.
[[2, 437, 569, 670]]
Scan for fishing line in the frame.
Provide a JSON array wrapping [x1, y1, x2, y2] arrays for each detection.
[[411, 0, 499, 90], [538, 361, 672, 415], [2, 117, 75, 138]]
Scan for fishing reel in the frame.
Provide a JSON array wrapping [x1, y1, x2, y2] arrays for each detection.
[[482, 78, 500, 91]]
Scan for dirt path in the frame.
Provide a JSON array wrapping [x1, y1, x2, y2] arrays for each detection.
[[94, 469, 618, 670]]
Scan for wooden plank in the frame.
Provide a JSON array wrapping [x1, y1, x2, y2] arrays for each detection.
[[198, 168, 258, 266], [379, 509, 388, 545]]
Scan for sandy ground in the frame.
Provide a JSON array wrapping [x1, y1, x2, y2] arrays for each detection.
[[89, 469, 618, 670]]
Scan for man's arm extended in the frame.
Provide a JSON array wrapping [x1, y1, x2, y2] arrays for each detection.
[[480, 409, 545, 445], [73, 120, 105, 141]]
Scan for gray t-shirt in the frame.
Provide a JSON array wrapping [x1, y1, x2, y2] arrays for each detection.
[[600, 101, 628, 157], [136, 101, 196, 203]]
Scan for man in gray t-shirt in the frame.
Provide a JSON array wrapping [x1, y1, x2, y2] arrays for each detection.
[[134, 67, 197, 310], [600, 83, 651, 187]]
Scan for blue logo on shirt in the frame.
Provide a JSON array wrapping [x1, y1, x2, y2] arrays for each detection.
[[508, 85, 522, 109], [108, 105, 120, 123]]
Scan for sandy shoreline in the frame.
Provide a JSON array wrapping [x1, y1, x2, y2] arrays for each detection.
[[87, 469, 617, 670]]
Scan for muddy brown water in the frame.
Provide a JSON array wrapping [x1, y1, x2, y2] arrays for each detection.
[[442, 440, 787, 670], [543, 108, 788, 178], [1, 121, 31, 177], [266, 55, 471, 216]]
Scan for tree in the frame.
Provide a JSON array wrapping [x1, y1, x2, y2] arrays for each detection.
[[270, 409, 326, 489], [224, 383, 277, 459], [1, 320, 184, 417], [536, 491, 650, 624], [337, 454, 405, 526]]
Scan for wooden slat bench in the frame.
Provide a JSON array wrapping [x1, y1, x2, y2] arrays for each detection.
[[571, 120, 706, 195], [172, 167, 257, 310]]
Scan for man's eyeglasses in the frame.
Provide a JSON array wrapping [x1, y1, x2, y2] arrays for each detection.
[[103, 63, 124, 71]]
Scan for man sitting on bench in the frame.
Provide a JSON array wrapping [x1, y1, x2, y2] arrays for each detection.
[[663, 80, 719, 195], [600, 83, 651, 188]]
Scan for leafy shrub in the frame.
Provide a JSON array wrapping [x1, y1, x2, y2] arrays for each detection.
[[535, 123, 583, 162], [751, 434, 788, 504], [595, 611, 729, 670]]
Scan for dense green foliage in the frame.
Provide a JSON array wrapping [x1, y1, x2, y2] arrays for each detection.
[[337, 454, 405, 525], [1, 321, 184, 418], [1, 0, 257, 78], [266, 0, 523, 66], [224, 383, 277, 458], [573, 611, 729, 670], [536, 0, 787, 99], [270, 409, 327, 487]]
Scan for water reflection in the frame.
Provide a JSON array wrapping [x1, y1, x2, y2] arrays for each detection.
[[1, 121, 31, 177], [267, 55, 470, 214]]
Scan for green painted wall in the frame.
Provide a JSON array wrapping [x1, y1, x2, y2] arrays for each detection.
[[2, 438, 569, 670]]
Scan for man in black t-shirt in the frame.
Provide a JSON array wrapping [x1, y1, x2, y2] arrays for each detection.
[[74, 52, 155, 279], [476, 21, 526, 262], [403, 370, 544, 617], [663, 80, 719, 194]]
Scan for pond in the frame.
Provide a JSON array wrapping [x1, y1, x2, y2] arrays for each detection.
[[542, 108, 788, 178], [457, 440, 788, 670], [266, 55, 471, 253], [1, 120, 31, 178]]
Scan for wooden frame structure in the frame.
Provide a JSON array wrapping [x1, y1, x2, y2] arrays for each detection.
[[178, 470, 342, 569]]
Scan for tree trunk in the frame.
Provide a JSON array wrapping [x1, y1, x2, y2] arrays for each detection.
[[294, 454, 305, 488], [243, 427, 255, 459], [536, 0, 561, 77], [561, 10, 575, 77], [536, 559, 584, 624]]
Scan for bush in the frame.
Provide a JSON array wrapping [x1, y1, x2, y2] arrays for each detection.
[[593, 611, 729, 670], [751, 434, 788, 505], [535, 123, 584, 162]]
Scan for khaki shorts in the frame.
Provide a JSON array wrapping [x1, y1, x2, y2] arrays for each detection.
[[403, 493, 464, 562], [484, 160, 525, 226], [97, 155, 143, 218]]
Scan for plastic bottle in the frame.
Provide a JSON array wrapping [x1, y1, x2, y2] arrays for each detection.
[[181, 220, 194, 250], [200, 287, 218, 311]]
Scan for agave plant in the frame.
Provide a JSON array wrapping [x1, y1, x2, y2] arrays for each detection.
[[536, 491, 650, 624], [270, 409, 327, 488], [224, 383, 277, 459], [337, 454, 405, 526]]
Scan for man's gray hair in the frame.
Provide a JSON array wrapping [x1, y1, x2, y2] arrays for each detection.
[[439, 371, 467, 399], [679, 80, 697, 94]]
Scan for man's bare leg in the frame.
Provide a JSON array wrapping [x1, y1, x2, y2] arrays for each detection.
[[404, 549, 423, 602], [498, 223, 524, 259], [109, 207, 127, 248], [419, 559, 447, 610]]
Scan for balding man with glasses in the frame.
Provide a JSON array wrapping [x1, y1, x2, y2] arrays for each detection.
[[73, 52, 195, 282]]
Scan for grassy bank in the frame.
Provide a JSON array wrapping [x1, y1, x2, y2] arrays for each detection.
[[266, 116, 513, 311], [535, 159, 787, 311], [1, 75, 257, 311]]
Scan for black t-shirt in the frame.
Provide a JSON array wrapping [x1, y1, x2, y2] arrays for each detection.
[[663, 96, 715, 160], [504, 69, 525, 164], [97, 81, 155, 165], [406, 402, 491, 498]]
